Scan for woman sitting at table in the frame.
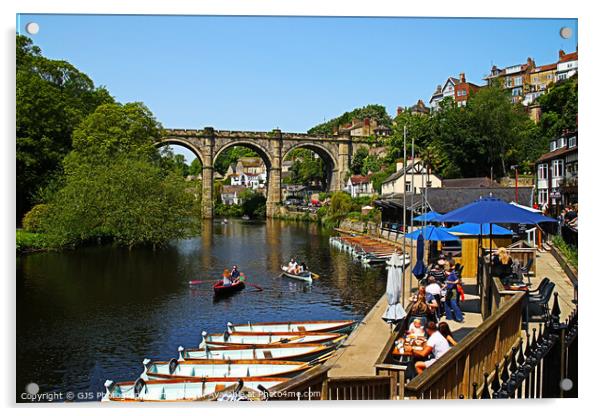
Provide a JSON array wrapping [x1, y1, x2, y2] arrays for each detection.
[[438, 321, 458, 346], [492, 247, 513, 279], [409, 287, 438, 323]]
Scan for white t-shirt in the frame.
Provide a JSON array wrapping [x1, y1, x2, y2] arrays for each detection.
[[427, 331, 451, 359], [425, 283, 442, 296]]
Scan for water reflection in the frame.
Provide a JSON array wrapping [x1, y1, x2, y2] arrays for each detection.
[[16, 219, 386, 401]]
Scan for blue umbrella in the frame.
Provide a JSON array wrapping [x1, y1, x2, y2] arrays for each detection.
[[405, 225, 460, 242], [414, 211, 443, 222], [412, 234, 427, 279], [447, 222, 513, 236], [438, 197, 556, 225]]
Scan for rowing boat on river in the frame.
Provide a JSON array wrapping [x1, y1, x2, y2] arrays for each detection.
[[102, 377, 286, 402], [280, 267, 313, 283], [141, 358, 312, 380], [200, 331, 345, 347], [213, 279, 245, 296], [227, 319, 356, 334], [179, 342, 335, 362]]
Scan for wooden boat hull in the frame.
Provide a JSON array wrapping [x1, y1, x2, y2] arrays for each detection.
[[103, 376, 286, 402], [213, 280, 245, 296], [280, 268, 313, 283], [228, 319, 356, 334], [180, 342, 335, 362], [201, 332, 346, 347], [143, 359, 311, 380]]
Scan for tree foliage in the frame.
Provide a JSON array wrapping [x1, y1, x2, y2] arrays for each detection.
[[38, 102, 199, 248], [16, 35, 114, 222], [284, 149, 327, 187], [214, 146, 259, 175], [538, 76, 578, 141], [308, 104, 392, 135]]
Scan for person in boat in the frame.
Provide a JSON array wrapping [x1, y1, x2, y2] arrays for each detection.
[[287, 258, 297, 274], [299, 262, 307, 274], [222, 269, 232, 286], [231, 265, 240, 282], [414, 321, 451, 374]]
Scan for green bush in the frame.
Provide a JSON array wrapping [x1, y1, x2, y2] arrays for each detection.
[[16, 229, 48, 253], [552, 235, 578, 269], [22, 204, 49, 232]]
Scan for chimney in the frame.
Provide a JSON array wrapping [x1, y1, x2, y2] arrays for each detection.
[[396, 160, 404, 172], [417, 99, 424, 108], [460, 72, 466, 83], [559, 49, 565, 58], [436, 84, 442, 93], [397, 106, 403, 116]]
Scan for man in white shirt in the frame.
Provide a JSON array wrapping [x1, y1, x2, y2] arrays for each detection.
[[287, 258, 297, 273], [425, 276, 442, 297], [414, 322, 451, 374]]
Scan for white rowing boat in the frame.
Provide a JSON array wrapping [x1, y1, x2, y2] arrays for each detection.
[[141, 358, 311, 380], [280, 266, 313, 283], [200, 331, 345, 347], [228, 319, 356, 334], [179, 342, 335, 362], [102, 377, 285, 402]]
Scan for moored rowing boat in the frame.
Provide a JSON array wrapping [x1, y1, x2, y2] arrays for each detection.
[[227, 319, 356, 334], [179, 342, 335, 362], [141, 358, 311, 380], [102, 377, 286, 402], [200, 331, 346, 347]]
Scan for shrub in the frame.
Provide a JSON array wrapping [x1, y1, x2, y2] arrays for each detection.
[[22, 204, 49, 232]]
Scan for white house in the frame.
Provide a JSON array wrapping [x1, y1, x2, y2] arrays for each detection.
[[345, 175, 374, 198], [556, 49, 578, 82], [380, 158, 442, 196], [221, 185, 246, 205]]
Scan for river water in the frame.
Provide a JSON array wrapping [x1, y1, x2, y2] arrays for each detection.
[[16, 220, 386, 401]]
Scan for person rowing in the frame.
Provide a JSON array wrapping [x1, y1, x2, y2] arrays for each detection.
[[222, 269, 232, 286], [287, 258, 297, 274]]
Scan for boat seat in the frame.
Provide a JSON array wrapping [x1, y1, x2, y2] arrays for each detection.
[[297, 326, 307, 332], [214, 384, 226, 392], [262, 351, 273, 359]]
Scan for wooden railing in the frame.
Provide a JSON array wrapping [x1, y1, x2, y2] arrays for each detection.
[[403, 292, 524, 399]]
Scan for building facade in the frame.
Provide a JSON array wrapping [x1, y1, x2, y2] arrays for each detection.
[[535, 131, 578, 214], [345, 174, 374, 198], [454, 73, 481, 107], [380, 158, 442, 196]]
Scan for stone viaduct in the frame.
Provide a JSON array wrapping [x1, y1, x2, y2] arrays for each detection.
[[159, 127, 373, 218]]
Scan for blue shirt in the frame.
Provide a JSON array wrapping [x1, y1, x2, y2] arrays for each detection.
[[446, 272, 459, 290]]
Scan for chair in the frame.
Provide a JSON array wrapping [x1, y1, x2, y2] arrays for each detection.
[[521, 258, 534, 276], [527, 282, 555, 320], [528, 277, 550, 296]]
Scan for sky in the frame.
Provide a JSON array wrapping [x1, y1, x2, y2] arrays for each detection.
[[17, 14, 577, 162]]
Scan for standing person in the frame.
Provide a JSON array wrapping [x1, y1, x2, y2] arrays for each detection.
[[414, 321, 451, 374], [444, 270, 464, 323], [438, 322, 458, 346]]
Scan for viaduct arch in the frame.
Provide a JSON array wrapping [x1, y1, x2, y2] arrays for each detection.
[[159, 127, 372, 218]]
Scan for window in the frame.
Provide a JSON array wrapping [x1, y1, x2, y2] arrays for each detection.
[[426, 181, 432, 188], [568, 136, 577, 148], [552, 159, 564, 178], [558, 73, 567, 81], [537, 164, 548, 180], [405, 181, 412, 192], [442, 240, 462, 258], [514, 76, 523, 86], [512, 87, 522, 96], [550, 140, 557, 152], [538, 189, 549, 206], [558, 137, 566, 148]]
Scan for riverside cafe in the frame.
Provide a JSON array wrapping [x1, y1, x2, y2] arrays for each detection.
[[436, 197, 556, 316]]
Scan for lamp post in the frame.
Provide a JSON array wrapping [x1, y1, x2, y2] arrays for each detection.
[[511, 165, 519, 202]]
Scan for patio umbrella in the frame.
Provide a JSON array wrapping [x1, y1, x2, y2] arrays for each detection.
[[414, 211, 443, 223], [405, 225, 460, 242], [382, 252, 407, 324], [412, 234, 427, 279], [438, 197, 556, 225], [446, 222, 513, 236]]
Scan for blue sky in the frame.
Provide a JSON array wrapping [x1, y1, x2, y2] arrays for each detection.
[[17, 15, 577, 161]]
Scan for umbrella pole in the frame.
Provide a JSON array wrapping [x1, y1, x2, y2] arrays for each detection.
[[402, 125, 407, 306], [409, 134, 415, 294]]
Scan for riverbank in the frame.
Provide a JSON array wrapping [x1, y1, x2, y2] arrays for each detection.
[[16, 230, 49, 254]]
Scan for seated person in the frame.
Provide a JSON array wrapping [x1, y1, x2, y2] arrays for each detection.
[[407, 318, 426, 338], [287, 258, 298, 274], [222, 269, 232, 286], [438, 321, 458, 346], [414, 321, 451, 374], [492, 247, 513, 279], [409, 287, 438, 322], [299, 262, 307, 273], [230, 265, 240, 281]]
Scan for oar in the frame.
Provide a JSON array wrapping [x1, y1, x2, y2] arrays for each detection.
[[310, 272, 320, 279], [189, 279, 217, 285], [246, 282, 263, 292]]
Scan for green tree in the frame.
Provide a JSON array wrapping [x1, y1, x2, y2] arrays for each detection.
[[39, 102, 198, 248], [240, 189, 267, 218], [16, 35, 114, 222], [538, 76, 578, 141], [189, 158, 202, 176], [308, 104, 392, 135], [351, 147, 369, 174], [214, 146, 259, 175]]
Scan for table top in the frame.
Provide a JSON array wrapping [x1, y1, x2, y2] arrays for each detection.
[[392, 335, 427, 357]]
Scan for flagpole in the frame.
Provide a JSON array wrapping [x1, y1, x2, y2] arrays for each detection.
[[402, 125, 407, 306], [409, 133, 415, 294]]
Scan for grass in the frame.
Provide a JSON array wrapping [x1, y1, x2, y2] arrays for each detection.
[[552, 235, 578, 270], [16, 230, 50, 253]]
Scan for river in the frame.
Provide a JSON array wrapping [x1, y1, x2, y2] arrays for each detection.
[[16, 219, 386, 401]]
